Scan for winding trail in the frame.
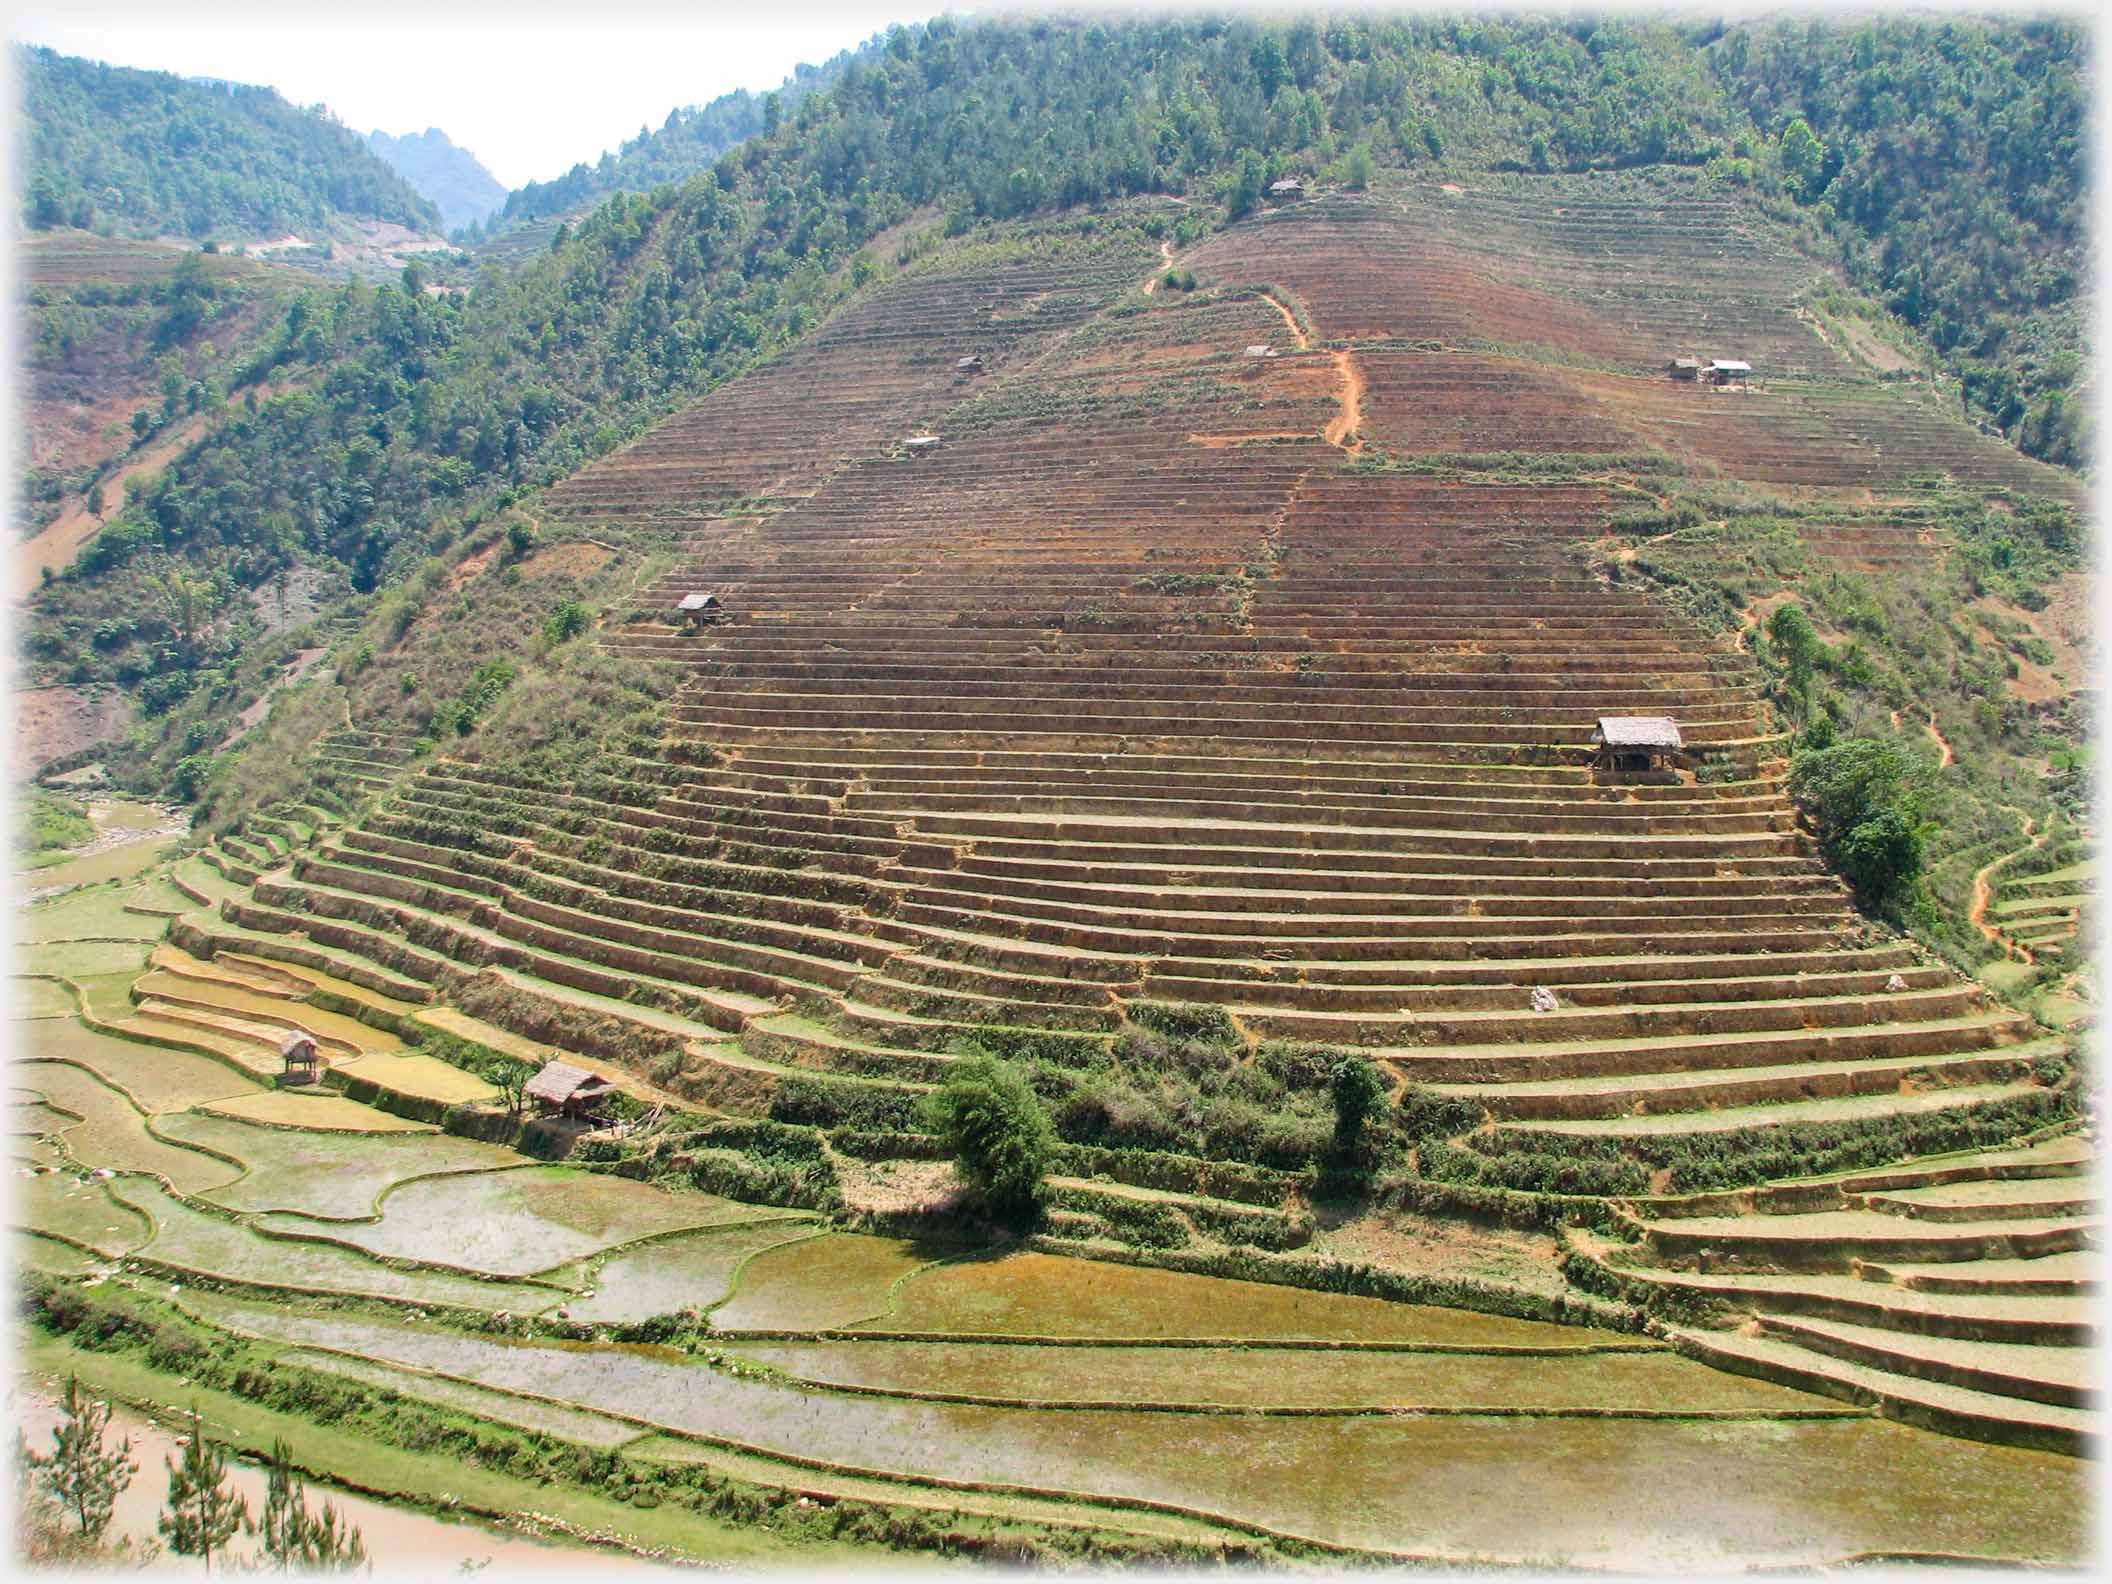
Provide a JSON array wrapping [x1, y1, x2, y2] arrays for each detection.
[[1325, 349, 1365, 452], [1970, 809, 2043, 965], [1255, 290, 1311, 350], [1925, 711, 1955, 769], [1138, 239, 1175, 296]]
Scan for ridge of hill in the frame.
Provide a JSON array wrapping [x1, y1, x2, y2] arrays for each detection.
[[366, 127, 508, 234], [19, 45, 443, 244]]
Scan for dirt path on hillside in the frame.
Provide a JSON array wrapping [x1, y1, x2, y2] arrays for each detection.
[[1324, 348, 1365, 452], [1256, 290, 1311, 351], [17, 422, 202, 596], [1139, 239, 1175, 295], [1971, 809, 2043, 964], [1925, 711, 1955, 769]]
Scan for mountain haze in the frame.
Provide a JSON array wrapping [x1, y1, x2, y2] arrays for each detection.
[[366, 127, 509, 233], [19, 45, 442, 241]]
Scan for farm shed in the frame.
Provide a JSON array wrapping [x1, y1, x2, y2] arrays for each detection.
[[1269, 178, 1306, 198], [955, 355, 984, 374], [1667, 357, 1702, 381], [1591, 716, 1683, 773], [904, 434, 942, 454], [1705, 359, 1752, 386], [278, 1030, 321, 1087], [526, 1060, 617, 1120], [1244, 344, 1278, 359], [677, 591, 725, 628]]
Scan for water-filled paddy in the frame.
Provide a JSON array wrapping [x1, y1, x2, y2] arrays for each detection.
[[14, 1172, 151, 1254], [179, 1295, 2089, 1569], [711, 1232, 972, 1331], [17, 1230, 104, 1275], [875, 1250, 1607, 1344], [21, 938, 155, 978], [18, 882, 170, 944], [18, 1019, 262, 1112], [107, 1177, 563, 1311], [258, 1166, 772, 1278], [14, 1058, 240, 1193], [727, 1339, 1828, 1414], [162, 1114, 520, 1218], [565, 1222, 823, 1324], [283, 1348, 646, 1447]]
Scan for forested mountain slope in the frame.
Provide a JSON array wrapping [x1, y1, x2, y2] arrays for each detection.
[[20, 45, 443, 242]]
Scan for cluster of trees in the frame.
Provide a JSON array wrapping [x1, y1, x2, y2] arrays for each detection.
[[21, 46, 441, 241], [19, 1377, 365, 1570], [1706, 16, 2087, 465]]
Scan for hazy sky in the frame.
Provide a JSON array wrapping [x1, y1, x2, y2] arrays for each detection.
[[12, 2, 928, 189]]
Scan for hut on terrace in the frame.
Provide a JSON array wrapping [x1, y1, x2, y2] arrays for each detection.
[[677, 591, 725, 628], [1269, 178, 1307, 200], [1667, 357, 1702, 381], [526, 1060, 617, 1122], [1705, 359, 1752, 386], [904, 434, 942, 455], [278, 1030, 321, 1087], [955, 355, 984, 375], [1591, 716, 1683, 773]]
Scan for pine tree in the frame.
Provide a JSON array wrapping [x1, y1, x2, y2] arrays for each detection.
[[23, 1375, 137, 1543], [157, 1409, 250, 1572], [257, 1437, 367, 1571]]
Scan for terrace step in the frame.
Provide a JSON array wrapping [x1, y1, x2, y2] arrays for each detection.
[[1755, 1312, 2093, 1409], [1662, 1324, 2093, 1455], [1493, 1080, 2056, 1141], [1860, 1253, 2098, 1297], [1606, 1263, 2096, 1346], [1637, 1206, 2096, 1273]]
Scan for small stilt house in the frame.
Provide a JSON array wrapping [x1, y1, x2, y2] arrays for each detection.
[[1667, 357, 1702, 381], [525, 1060, 617, 1122], [278, 1030, 321, 1087], [1591, 715, 1683, 773], [677, 591, 725, 628], [1705, 359, 1752, 386]]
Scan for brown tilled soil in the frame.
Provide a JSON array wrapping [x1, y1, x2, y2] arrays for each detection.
[[17, 422, 204, 596], [1312, 1204, 1568, 1299], [518, 541, 616, 581], [14, 684, 134, 778], [834, 1155, 963, 1215]]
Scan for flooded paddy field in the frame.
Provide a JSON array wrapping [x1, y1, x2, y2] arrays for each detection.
[[567, 1221, 826, 1324], [256, 1165, 794, 1278], [710, 1231, 973, 1331], [181, 1291, 2089, 1569], [162, 1111, 518, 1218], [18, 1018, 264, 1111]]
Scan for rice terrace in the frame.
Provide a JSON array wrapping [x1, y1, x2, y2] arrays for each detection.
[[9, 8, 2099, 1575]]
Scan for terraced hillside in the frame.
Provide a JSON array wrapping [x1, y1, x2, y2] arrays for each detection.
[[169, 175, 2091, 1475]]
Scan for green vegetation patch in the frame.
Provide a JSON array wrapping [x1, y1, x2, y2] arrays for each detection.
[[874, 1250, 1597, 1345], [14, 1172, 152, 1256]]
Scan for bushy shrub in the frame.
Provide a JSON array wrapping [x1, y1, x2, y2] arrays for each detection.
[[918, 1054, 1056, 1226], [1787, 736, 1930, 913]]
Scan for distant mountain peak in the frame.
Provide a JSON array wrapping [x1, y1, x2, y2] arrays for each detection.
[[367, 126, 507, 234]]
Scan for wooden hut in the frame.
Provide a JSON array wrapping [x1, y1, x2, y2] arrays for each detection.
[[1591, 715, 1683, 773], [1667, 357, 1702, 381], [677, 591, 725, 628], [1705, 359, 1752, 386], [1268, 178, 1306, 200], [525, 1060, 617, 1121], [955, 355, 984, 375], [904, 434, 942, 455], [278, 1030, 321, 1087]]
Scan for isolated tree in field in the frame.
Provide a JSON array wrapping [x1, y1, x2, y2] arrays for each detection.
[[1331, 1055, 1389, 1159], [919, 1053, 1055, 1226], [1766, 603, 1820, 713], [258, 1438, 367, 1571], [157, 1409, 250, 1571], [23, 1375, 137, 1543]]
